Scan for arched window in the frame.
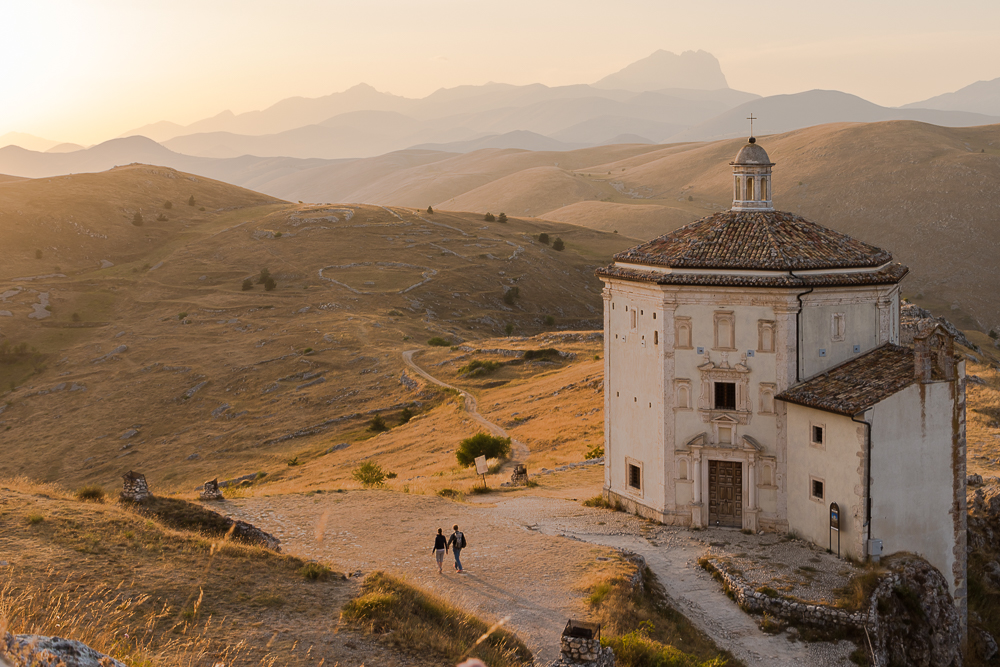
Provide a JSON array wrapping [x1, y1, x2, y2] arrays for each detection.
[[746, 176, 755, 200], [678, 459, 688, 480], [714, 311, 735, 350], [761, 465, 772, 486], [676, 318, 692, 349]]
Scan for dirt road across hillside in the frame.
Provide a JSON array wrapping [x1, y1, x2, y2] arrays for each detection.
[[221, 353, 857, 666]]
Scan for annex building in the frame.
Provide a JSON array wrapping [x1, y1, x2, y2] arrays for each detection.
[[596, 137, 967, 614]]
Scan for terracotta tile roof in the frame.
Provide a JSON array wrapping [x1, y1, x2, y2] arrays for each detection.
[[595, 262, 908, 288], [613, 210, 894, 271], [775, 344, 942, 416]]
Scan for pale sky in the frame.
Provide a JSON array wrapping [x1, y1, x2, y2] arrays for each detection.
[[2, 0, 998, 145]]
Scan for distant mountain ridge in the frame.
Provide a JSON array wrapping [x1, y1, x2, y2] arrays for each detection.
[[903, 77, 1000, 116], [593, 49, 729, 91]]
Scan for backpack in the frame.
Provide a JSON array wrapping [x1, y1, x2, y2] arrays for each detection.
[[456, 531, 467, 549]]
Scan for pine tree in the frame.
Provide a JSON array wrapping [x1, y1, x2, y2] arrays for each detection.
[[497, 212, 508, 223], [188, 195, 196, 206], [552, 237, 565, 251], [132, 211, 143, 226]]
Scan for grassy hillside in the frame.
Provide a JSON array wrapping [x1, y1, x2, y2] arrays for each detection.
[[0, 167, 632, 492], [263, 121, 1000, 332]]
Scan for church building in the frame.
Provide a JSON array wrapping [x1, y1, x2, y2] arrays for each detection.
[[596, 137, 967, 614]]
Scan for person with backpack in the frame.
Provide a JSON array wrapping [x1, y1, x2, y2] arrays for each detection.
[[447, 524, 466, 573], [431, 527, 447, 574]]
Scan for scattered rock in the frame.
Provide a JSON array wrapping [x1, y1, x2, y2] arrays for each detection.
[[2, 633, 127, 667], [186, 453, 200, 461], [969, 473, 984, 486], [92, 345, 127, 364], [973, 626, 999, 662], [211, 403, 230, 418], [99, 259, 114, 269], [199, 479, 224, 501], [324, 443, 350, 455], [969, 374, 987, 386], [120, 428, 139, 440]]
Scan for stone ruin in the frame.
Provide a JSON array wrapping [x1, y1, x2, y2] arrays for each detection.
[[508, 464, 529, 487], [553, 620, 614, 667], [120, 471, 150, 502], [199, 478, 224, 501]]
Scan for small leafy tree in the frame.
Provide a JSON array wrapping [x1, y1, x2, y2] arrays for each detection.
[[352, 460, 387, 487], [544, 315, 555, 326], [399, 407, 414, 424], [552, 237, 565, 251], [163, 200, 173, 209], [426, 205, 434, 214], [538, 232, 550, 245], [132, 211, 143, 226], [368, 414, 390, 432], [456, 432, 511, 467], [497, 212, 508, 223], [188, 195, 196, 206], [241, 278, 253, 291], [427, 337, 451, 347], [263, 276, 277, 291], [484, 212, 496, 222]]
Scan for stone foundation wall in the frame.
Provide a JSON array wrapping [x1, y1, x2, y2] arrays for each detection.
[[552, 637, 614, 666]]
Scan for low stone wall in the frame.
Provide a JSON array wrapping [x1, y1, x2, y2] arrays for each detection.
[[703, 559, 866, 630], [552, 636, 614, 666]]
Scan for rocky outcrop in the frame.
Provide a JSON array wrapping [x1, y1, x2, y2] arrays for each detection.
[[868, 555, 962, 667], [2, 633, 126, 667], [231, 519, 281, 551], [900, 302, 974, 350]]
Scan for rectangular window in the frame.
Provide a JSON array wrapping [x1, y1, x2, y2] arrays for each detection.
[[630, 309, 637, 330], [628, 463, 642, 490], [811, 478, 825, 501], [812, 425, 825, 445], [714, 382, 736, 410]]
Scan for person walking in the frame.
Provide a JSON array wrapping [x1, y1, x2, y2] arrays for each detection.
[[432, 528, 448, 574], [447, 524, 466, 573]]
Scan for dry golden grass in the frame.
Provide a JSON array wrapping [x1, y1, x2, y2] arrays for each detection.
[[964, 358, 1000, 479]]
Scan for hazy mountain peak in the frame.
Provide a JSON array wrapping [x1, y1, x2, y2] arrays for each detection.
[[0, 131, 63, 152], [593, 49, 729, 92], [902, 76, 1000, 116]]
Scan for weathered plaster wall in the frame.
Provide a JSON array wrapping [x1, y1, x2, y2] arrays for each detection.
[[785, 405, 867, 559], [870, 381, 963, 599]]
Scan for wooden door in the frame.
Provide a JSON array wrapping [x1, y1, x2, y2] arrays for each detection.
[[708, 460, 743, 528]]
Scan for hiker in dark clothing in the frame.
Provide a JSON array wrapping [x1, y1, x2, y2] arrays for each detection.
[[432, 527, 448, 574], [447, 524, 465, 573]]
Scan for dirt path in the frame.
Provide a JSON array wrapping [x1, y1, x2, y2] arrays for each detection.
[[402, 349, 530, 462]]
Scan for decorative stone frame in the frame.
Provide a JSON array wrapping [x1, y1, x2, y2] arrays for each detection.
[[697, 352, 752, 424], [713, 311, 736, 351], [809, 421, 826, 449], [831, 312, 846, 342], [809, 475, 826, 503], [757, 320, 776, 353], [675, 317, 693, 350], [758, 383, 776, 415], [625, 456, 644, 497], [674, 378, 693, 411]]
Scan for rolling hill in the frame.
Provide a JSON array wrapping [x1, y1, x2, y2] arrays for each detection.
[[0, 166, 633, 491]]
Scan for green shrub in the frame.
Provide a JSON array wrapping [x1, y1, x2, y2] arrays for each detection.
[[71, 312, 81, 322], [241, 278, 253, 291], [484, 212, 496, 222], [386, 472, 398, 479], [458, 359, 502, 377], [585, 445, 604, 460], [427, 337, 451, 347], [26, 513, 44, 525], [437, 488, 462, 499], [544, 315, 555, 326], [502, 286, 520, 305], [399, 407, 414, 424], [164, 200, 172, 209], [287, 456, 301, 466], [299, 562, 334, 580], [132, 211, 143, 226], [456, 432, 512, 467], [75, 485, 105, 502], [552, 238, 565, 251], [353, 461, 388, 488], [523, 348, 560, 361], [188, 195, 196, 206], [368, 415, 390, 432], [388, 310, 404, 317], [497, 212, 507, 223], [199, 206, 205, 211], [505, 323, 514, 336], [426, 205, 434, 214], [538, 233, 550, 245], [263, 276, 277, 291], [256, 268, 271, 285], [178, 312, 188, 320]]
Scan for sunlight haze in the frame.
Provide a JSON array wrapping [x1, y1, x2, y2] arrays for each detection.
[[1, 0, 998, 144]]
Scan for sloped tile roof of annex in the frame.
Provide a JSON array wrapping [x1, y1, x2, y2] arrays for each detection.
[[775, 344, 945, 416], [613, 209, 895, 271]]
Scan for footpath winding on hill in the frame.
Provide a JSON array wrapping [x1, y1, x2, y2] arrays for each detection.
[[219, 354, 857, 666]]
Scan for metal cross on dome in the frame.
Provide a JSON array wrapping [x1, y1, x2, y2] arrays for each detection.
[[747, 113, 756, 138]]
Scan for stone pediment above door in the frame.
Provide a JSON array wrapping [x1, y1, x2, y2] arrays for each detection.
[[711, 413, 740, 426]]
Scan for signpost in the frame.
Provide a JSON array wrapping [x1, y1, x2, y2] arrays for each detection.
[[474, 455, 489, 490], [829, 502, 840, 558]]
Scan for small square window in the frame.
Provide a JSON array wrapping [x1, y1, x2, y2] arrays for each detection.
[[811, 479, 824, 501], [812, 425, 824, 445], [628, 463, 642, 490]]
